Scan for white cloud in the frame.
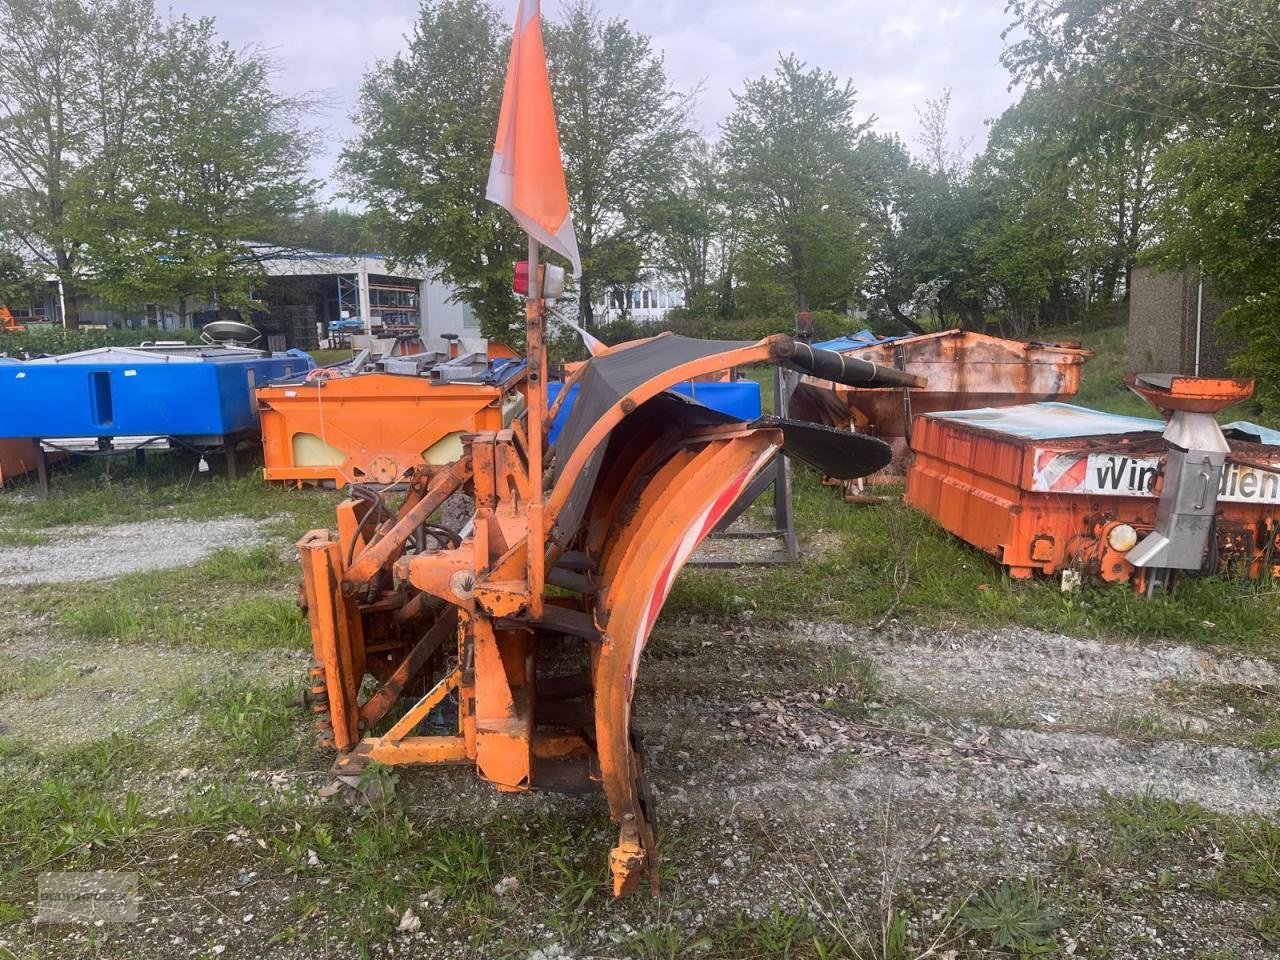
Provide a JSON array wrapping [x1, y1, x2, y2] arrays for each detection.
[[171, 0, 1018, 195]]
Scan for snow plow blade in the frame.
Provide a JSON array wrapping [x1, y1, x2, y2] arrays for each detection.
[[298, 333, 893, 895]]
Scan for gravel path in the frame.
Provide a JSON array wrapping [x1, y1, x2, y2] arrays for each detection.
[[0, 516, 267, 584]]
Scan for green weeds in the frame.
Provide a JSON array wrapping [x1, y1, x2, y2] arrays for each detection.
[[665, 468, 1280, 648], [55, 547, 308, 651], [957, 876, 1060, 955]]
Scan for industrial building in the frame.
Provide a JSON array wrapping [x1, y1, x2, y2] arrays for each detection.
[[4, 251, 478, 350]]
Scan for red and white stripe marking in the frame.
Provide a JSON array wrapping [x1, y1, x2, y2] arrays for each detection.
[[625, 445, 780, 699], [1032, 449, 1089, 492]]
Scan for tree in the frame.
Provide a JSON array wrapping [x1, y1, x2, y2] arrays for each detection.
[[75, 15, 316, 322], [544, 1, 692, 330], [721, 55, 871, 315], [0, 247, 43, 310], [649, 138, 734, 313], [1001, 0, 1280, 410], [1003, 0, 1173, 301], [914, 89, 972, 181], [969, 90, 1078, 335], [274, 208, 384, 255], [879, 94, 988, 332], [0, 0, 155, 328], [853, 133, 925, 332], [342, 0, 520, 342]]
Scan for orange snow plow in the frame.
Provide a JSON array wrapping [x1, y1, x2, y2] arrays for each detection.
[[298, 332, 920, 895]]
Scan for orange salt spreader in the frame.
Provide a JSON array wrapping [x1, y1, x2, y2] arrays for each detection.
[[257, 349, 528, 487], [905, 374, 1280, 593]]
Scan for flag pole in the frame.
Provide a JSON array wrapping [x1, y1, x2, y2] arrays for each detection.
[[526, 234, 546, 617]]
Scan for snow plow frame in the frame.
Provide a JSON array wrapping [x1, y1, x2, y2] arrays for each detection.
[[298, 331, 918, 895]]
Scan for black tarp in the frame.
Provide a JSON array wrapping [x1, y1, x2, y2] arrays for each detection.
[[545, 335, 891, 545]]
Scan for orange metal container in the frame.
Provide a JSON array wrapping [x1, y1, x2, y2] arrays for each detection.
[[0, 438, 43, 487], [801, 330, 1092, 438], [257, 371, 527, 486], [905, 403, 1280, 584]]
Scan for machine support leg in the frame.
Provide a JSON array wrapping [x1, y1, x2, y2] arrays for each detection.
[[34, 442, 49, 496], [772, 367, 799, 560], [225, 440, 238, 482]]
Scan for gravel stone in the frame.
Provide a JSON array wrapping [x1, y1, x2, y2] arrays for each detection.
[[0, 515, 268, 584]]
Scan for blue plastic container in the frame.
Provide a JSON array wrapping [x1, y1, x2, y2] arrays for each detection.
[[546, 379, 762, 446], [0, 345, 314, 440]]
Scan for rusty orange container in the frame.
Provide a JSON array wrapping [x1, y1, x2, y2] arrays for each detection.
[[801, 330, 1092, 439], [905, 403, 1280, 584], [257, 367, 526, 487], [0, 438, 42, 487]]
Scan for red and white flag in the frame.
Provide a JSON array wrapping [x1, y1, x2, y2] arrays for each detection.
[[486, 0, 582, 279]]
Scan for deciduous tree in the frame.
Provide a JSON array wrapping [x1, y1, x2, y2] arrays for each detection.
[[545, 1, 692, 330], [342, 0, 520, 341], [721, 55, 871, 315], [77, 15, 316, 322], [0, 0, 154, 327]]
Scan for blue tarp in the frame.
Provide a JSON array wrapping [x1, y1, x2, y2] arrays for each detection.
[[810, 329, 900, 353], [546, 379, 762, 446], [1224, 421, 1280, 447]]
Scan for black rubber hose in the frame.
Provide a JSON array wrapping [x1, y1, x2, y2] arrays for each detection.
[[784, 339, 926, 389]]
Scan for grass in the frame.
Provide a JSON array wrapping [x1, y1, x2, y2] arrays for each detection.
[[2, 322, 1279, 956], [311, 348, 352, 366], [0, 527, 48, 547], [1098, 791, 1280, 923], [1049, 321, 1156, 419], [666, 467, 1280, 649], [0, 448, 339, 536], [50, 545, 310, 652], [59, 592, 309, 652], [664, 319, 1280, 649]]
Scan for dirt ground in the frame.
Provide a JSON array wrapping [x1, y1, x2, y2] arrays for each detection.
[[2, 514, 1279, 959]]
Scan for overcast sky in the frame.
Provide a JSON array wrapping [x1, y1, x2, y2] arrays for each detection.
[[169, 0, 1021, 201]]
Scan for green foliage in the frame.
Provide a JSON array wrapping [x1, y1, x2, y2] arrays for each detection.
[[73, 14, 317, 317], [201, 681, 302, 764], [1151, 120, 1280, 414], [0, 0, 315, 327], [661, 309, 853, 343], [545, 1, 692, 330], [722, 55, 871, 315], [663, 466, 1280, 650], [0, 249, 43, 308], [342, 0, 521, 342], [0, 325, 201, 357], [1004, 0, 1280, 412], [263, 207, 385, 256], [1101, 790, 1280, 905], [60, 590, 310, 652], [649, 139, 733, 314], [958, 876, 1060, 955]]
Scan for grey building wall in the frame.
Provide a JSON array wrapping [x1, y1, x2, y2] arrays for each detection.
[[1128, 264, 1235, 377], [420, 275, 475, 342]]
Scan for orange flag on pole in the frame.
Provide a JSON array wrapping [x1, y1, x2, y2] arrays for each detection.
[[487, 0, 582, 278]]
